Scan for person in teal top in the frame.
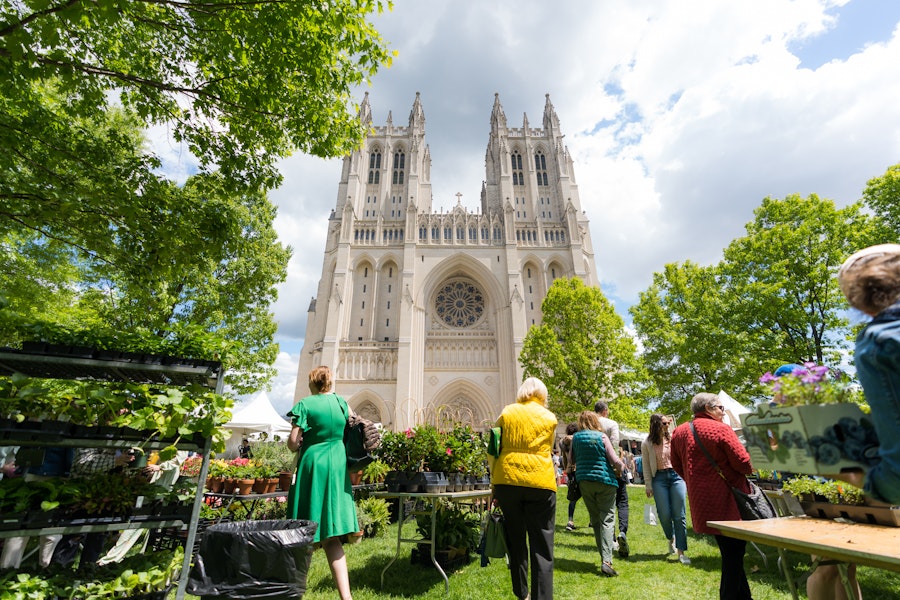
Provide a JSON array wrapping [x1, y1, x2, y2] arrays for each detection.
[[572, 410, 625, 577], [287, 365, 358, 600]]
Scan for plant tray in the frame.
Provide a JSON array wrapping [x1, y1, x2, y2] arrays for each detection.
[[799, 501, 900, 527]]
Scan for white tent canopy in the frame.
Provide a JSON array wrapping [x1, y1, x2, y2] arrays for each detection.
[[224, 391, 293, 457], [718, 390, 751, 430]]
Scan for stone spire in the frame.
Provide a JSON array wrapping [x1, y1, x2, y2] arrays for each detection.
[[490, 92, 507, 132], [542, 93, 560, 133], [359, 91, 372, 126], [409, 91, 425, 130]]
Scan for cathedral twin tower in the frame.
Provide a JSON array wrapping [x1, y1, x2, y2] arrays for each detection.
[[295, 92, 598, 430]]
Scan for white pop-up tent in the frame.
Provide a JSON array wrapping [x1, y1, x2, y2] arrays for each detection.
[[718, 390, 751, 430], [224, 392, 293, 456]]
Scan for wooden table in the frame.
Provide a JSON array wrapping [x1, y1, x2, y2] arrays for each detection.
[[373, 489, 491, 595], [709, 516, 900, 599]]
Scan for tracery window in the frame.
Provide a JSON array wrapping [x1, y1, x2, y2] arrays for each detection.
[[434, 279, 485, 329]]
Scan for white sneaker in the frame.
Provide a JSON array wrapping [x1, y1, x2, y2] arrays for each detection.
[[679, 554, 691, 565], [668, 540, 676, 555], [613, 541, 619, 551]]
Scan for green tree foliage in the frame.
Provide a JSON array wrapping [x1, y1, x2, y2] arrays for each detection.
[[519, 277, 650, 428], [632, 194, 876, 412], [630, 261, 756, 417], [862, 163, 900, 241], [0, 0, 394, 189], [721, 194, 874, 368], [0, 1, 394, 390]]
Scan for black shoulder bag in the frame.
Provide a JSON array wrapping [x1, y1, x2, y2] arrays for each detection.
[[689, 422, 776, 520]]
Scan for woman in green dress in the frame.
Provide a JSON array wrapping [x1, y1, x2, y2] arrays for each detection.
[[287, 365, 358, 600]]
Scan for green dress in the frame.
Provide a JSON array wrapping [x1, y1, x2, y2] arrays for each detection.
[[287, 392, 358, 543]]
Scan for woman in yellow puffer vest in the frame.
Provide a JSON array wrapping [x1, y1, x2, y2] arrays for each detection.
[[490, 377, 558, 600]]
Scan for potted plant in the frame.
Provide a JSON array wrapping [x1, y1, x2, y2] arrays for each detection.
[[741, 363, 878, 475], [227, 458, 256, 494], [414, 498, 481, 568], [362, 459, 390, 485], [356, 496, 390, 538]]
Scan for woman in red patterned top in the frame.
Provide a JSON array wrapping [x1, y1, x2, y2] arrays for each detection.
[[671, 392, 754, 600]]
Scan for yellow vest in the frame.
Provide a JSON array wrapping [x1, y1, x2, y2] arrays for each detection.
[[490, 398, 558, 492]]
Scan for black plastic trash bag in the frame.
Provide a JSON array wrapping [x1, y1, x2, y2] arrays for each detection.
[[187, 519, 317, 600]]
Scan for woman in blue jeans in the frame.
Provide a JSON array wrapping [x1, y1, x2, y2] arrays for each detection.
[[641, 413, 690, 564]]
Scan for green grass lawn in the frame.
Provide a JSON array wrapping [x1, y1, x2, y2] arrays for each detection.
[[192, 485, 900, 599]]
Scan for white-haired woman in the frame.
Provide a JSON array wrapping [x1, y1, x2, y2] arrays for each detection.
[[490, 377, 558, 600]]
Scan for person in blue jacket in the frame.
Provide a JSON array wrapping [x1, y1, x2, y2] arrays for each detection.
[[837, 243, 900, 504], [804, 243, 900, 600]]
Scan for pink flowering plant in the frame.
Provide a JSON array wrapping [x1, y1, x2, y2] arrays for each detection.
[[376, 424, 487, 473], [759, 363, 857, 406]]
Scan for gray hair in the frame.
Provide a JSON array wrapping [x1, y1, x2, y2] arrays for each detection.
[[517, 377, 548, 406], [691, 392, 719, 414]]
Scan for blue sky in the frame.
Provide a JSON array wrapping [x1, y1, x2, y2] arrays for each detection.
[[160, 0, 900, 415]]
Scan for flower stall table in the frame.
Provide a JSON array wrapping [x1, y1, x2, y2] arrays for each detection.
[[373, 489, 492, 595], [709, 516, 900, 600]]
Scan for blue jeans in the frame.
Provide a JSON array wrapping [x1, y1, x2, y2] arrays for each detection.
[[651, 468, 688, 551]]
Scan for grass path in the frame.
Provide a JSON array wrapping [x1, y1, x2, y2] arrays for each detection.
[[196, 485, 900, 599]]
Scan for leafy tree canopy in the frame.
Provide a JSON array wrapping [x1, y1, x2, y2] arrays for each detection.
[[0, 0, 395, 190], [721, 194, 875, 368], [519, 277, 650, 429], [630, 261, 755, 417], [862, 162, 900, 241], [0, 0, 394, 391], [632, 194, 878, 413]]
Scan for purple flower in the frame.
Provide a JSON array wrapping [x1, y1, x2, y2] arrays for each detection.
[[759, 372, 776, 384]]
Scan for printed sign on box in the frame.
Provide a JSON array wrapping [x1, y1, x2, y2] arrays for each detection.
[[739, 403, 880, 475]]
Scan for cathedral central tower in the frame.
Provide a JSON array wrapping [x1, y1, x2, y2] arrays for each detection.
[[295, 93, 597, 430]]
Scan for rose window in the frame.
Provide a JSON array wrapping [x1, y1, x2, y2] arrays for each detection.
[[434, 280, 484, 328]]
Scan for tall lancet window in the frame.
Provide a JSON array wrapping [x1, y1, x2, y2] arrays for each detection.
[[534, 151, 548, 186], [392, 151, 406, 185], [368, 150, 382, 184], [511, 151, 524, 186]]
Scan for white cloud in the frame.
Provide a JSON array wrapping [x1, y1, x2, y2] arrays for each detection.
[[155, 1, 900, 410]]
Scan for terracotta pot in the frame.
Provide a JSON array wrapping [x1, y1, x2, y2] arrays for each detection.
[[223, 477, 238, 494], [265, 478, 279, 493], [252, 478, 268, 494], [236, 478, 255, 496], [349, 470, 364, 486], [206, 476, 224, 494], [278, 471, 294, 491]]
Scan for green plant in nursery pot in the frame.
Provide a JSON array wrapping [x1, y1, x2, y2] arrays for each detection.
[[362, 459, 390, 484], [415, 498, 481, 557], [356, 496, 390, 537]]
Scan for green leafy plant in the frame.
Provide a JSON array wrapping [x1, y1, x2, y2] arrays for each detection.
[[249, 440, 296, 473], [377, 424, 489, 475], [781, 476, 865, 505], [356, 496, 390, 538], [362, 459, 390, 484], [759, 363, 859, 406], [415, 498, 481, 555]]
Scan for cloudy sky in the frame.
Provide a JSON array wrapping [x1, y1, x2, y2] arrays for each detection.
[[255, 0, 900, 415]]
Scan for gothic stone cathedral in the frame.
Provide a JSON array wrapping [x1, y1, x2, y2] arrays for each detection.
[[295, 92, 599, 431]]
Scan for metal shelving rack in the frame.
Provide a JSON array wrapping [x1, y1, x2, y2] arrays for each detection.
[[0, 348, 223, 600]]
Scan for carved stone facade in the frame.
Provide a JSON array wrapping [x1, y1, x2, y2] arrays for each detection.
[[295, 93, 598, 430]]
